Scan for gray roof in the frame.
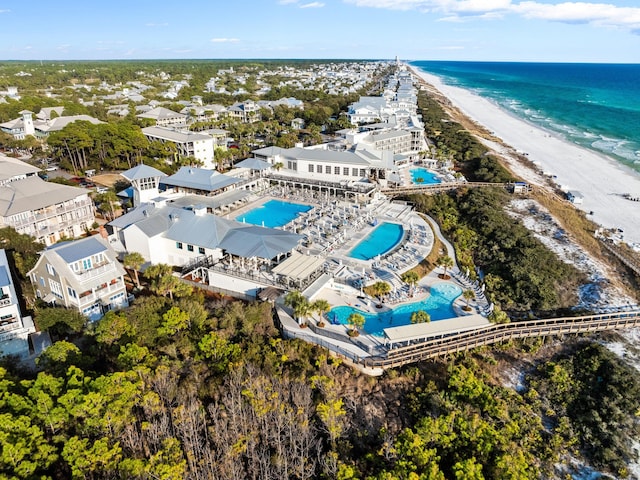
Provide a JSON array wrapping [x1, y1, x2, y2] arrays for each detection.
[[283, 147, 370, 166], [162, 167, 239, 192], [169, 190, 251, 210], [136, 107, 186, 121], [234, 157, 272, 170], [164, 213, 236, 249], [0, 265, 10, 287], [111, 203, 302, 260], [219, 226, 302, 259], [0, 158, 41, 182], [121, 164, 167, 181], [47, 236, 107, 263], [0, 176, 89, 217], [142, 126, 212, 143]]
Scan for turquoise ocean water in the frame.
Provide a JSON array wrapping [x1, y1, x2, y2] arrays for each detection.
[[410, 61, 640, 174]]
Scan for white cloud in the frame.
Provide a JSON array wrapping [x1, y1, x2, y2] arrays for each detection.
[[211, 38, 240, 43], [0, 9, 10, 13], [345, 0, 640, 31], [300, 1, 325, 7]]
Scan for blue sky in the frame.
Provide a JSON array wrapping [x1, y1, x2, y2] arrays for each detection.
[[1, 0, 639, 62]]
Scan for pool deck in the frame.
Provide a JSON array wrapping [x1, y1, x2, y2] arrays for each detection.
[[200, 179, 491, 373]]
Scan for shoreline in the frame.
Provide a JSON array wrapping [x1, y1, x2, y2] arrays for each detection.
[[408, 64, 640, 247]]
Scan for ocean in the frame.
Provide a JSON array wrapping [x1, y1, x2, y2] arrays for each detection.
[[410, 61, 640, 174]]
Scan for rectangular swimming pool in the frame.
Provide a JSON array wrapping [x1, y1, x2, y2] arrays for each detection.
[[235, 199, 312, 228], [348, 222, 403, 260]]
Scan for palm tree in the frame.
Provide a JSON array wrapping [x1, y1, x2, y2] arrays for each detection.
[[311, 298, 331, 327], [346, 312, 365, 336], [436, 255, 454, 279], [410, 310, 431, 324], [462, 289, 475, 311], [371, 281, 391, 305], [284, 290, 311, 326], [400, 270, 420, 297], [273, 161, 284, 172], [123, 251, 145, 288]]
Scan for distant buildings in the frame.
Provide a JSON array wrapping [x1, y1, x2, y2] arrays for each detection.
[[0, 109, 103, 140]]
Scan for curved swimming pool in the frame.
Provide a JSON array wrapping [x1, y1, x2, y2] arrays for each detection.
[[410, 167, 441, 185], [348, 222, 403, 260], [235, 199, 312, 228], [329, 282, 462, 337]]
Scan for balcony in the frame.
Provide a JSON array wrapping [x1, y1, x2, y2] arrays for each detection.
[[0, 295, 12, 307]]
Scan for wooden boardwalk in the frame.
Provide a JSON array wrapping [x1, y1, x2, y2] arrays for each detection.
[[381, 181, 517, 197], [360, 309, 640, 369]]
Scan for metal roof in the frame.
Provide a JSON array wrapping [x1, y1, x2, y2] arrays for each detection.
[[142, 126, 211, 143], [0, 265, 10, 287], [271, 251, 324, 280], [169, 190, 251, 210], [162, 167, 239, 192], [220, 226, 302, 259], [383, 314, 491, 344], [0, 176, 90, 216], [234, 158, 272, 170], [121, 164, 167, 181], [48, 236, 107, 264]]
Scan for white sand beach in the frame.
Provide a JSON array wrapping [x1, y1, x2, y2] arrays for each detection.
[[410, 66, 640, 247]]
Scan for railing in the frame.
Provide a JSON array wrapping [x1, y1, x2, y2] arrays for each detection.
[[380, 181, 514, 196], [0, 296, 12, 307], [266, 173, 377, 194], [359, 309, 640, 369]]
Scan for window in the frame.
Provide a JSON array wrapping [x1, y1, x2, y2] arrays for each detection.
[[46, 263, 56, 276], [176, 242, 183, 249], [326, 165, 331, 174], [334, 166, 340, 175], [352, 168, 358, 176], [360, 169, 366, 177], [39, 277, 45, 287], [308, 164, 314, 173], [343, 167, 349, 176], [317, 164, 323, 173], [187, 244, 194, 252], [49, 279, 63, 298], [199, 247, 205, 255], [67, 287, 77, 298]]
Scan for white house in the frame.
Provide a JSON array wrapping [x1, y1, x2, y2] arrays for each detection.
[[0, 249, 36, 358], [28, 235, 129, 321], [0, 175, 95, 246]]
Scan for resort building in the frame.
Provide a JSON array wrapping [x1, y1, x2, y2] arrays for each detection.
[[160, 166, 241, 196], [0, 176, 95, 246], [136, 107, 187, 127], [0, 249, 36, 358], [0, 155, 41, 186], [141, 126, 216, 170], [28, 235, 129, 321]]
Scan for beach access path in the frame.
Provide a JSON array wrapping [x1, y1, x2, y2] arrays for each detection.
[[410, 66, 640, 247]]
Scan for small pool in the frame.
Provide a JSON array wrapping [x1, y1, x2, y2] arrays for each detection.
[[236, 200, 312, 228], [328, 282, 462, 337], [348, 222, 403, 260], [410, 167, 441, 185]]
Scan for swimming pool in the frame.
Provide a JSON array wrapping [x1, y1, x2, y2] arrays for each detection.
[[236, 200, 312, 228], [329, 282, 462, 337], [410, 167, 441, 185], [348, 222, 403, 260]]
